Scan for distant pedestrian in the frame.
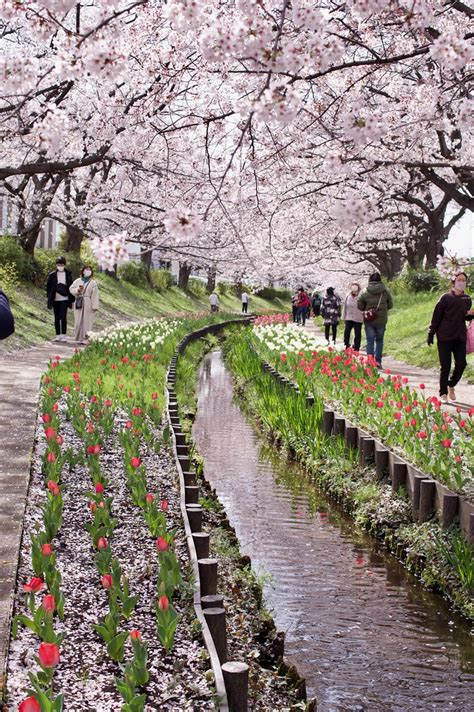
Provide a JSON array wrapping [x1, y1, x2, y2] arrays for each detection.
[[312, 292, 322, 317], [357, 272, 393, 368], [69, 266, 99, 344], [209, 291, 219, 313], [343, 283, 363, 351], [46, 256, 74, 342], [0, 289, 15, 340], [241, 291, 249, 313], [291, 292, 299, 322], [321, 287, 341, 345], [296, 287, 311, 326], [428, 271, 473, 403]]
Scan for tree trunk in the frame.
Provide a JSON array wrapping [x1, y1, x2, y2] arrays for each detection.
[[178, 262, 192, 290], [19, 224, 41, 255], [206, 266, 216, 294], [64, 225, 83, 253]]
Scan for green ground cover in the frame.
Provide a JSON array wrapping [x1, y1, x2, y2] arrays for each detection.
[[0, 274, 288, 353]]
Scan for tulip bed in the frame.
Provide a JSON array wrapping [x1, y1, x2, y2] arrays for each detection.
[[252, 319, 474, 498], [222, 327, 474, 619], [7, 315, 235, 712]]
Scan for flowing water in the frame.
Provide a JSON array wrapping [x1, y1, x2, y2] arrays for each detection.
[[192, 350, 474, 712]]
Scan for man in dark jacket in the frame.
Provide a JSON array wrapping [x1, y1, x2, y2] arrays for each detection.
[[428, 271, 473, 402], [0, 290, 15, 340], [357, 272, 393, 367], [46, 256, 74, 341]]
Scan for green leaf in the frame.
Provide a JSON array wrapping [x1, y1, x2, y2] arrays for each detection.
[[122, 595, 138, 620], [92, 623, 114, 644], [107, 631, 129, 662]]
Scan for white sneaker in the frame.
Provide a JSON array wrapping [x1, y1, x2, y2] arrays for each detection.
[[440, 394, 448, 404], [53, 336, 61, 342], [448, 387, 456, 401]]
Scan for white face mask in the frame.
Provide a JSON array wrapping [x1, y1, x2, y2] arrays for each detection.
[[57, 265, 65, 272], [454, 279, 466, 291], [83, 270, 92, 278]]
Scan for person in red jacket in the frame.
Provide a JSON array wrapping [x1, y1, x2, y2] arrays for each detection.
[[296, 287, 311, 326], [428, 271, 473, 403]]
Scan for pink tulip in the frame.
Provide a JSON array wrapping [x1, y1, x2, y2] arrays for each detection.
[[158, 595, 169, 611], [38, 642, 60, 668], [19, 696, 40, 712], [157, 537, 168, 552], [101, 574, 113, 589], [145, 493, 154, 504], [160, 498, 168, 511], [22, 577, 44, 594], [97, 537, 108, 550], [41, 543, 53, 557], [130, 457, 141, 468], [42, 594, 56, 613], [95, 482, 104, 494]]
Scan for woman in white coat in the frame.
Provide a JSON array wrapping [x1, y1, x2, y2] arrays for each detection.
[[69, 266, 99, 344]]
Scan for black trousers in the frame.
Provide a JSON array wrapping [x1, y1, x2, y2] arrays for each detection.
[[437, 339, 467, 395], [344, 320, 362, 350], [325, 323, 337, 341], [53, 301, 68, 335], [242, 302, 248, 313]]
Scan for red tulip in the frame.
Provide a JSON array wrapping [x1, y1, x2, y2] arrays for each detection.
[[47, 452, 56, 463], [158, 595, 169, 611], [105, 399, 112, 407], [52, 485, 61, 497], [151, 392, 158, 400], [130, 457, 141, 468], [419, 383, 425, 389], [145, 493, 154, 504], [90, 501, 97, 513], [97, 537, 108, 550], [42, 594, 56, 613], [132, 407, 141, 416], [418, 431, 427, 439], [441, 439, 452, 448], [95, 482, 104, 494], [22, 577, 44, 594], [122, 357, 128, 364], [130, 629, 141, 639], [19, 696, 40, 712], [42, 413, 51, 423], [63, 385, 70, 393], [157, 537, 168, 552], [44, 427, 56, 440], [160, 498, 168, 511], [101, 574, 113, 589], [56, 435, 64, 445], [38, 642, 60, 668], [47, 480, 58, 492], [394, 412, 402, 420], [52, 403, 59, 413], [42, 543, 53, 557], [455, 455, 462, 463], [125, 420, 133, 429]]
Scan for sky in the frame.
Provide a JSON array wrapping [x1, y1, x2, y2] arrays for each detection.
[[444, 212, 474, 259]]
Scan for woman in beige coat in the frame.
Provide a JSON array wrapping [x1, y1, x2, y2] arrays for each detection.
[[69, 266, 100, 344]]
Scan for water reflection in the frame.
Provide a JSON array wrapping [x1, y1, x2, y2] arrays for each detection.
[[193, 350, 474, 711]]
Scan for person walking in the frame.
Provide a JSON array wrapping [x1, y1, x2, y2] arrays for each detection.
[[241, 290, 249, 313], [357, 272, 393, 368], [321, 287, 341, 345], [296, 287, 311, 326], [46, 256, 74, 342], [69, 266, 99, 344], [312, 291, 322, 318], [291, 292, 299, 322], [209, 291, 219, 312], [0, 288, 15, 340], [343, 283, 363, 351], [428, 271, 473, 403]]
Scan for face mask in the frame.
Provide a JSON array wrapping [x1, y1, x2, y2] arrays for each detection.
[[83, 270, 92, 278], [454, 280, 466, 291], [351, 288, 358, 295], [57, 265, 65, 272]]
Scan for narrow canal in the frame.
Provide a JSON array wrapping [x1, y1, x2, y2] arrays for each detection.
[[192, 350, 474, 712]]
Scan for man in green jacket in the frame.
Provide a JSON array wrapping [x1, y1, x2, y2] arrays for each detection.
[[357, 272, 393, 368]]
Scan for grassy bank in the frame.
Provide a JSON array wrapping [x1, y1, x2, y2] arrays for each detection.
[[1, 274, 288, 353]]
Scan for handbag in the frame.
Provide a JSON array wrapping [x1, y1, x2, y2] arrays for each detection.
[[467, 321, 474, 355], [363, 294, 382, 323], [75, 296, 83, 310]]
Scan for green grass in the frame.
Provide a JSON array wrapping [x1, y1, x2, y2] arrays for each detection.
[[383, 292, 474, 383], [1, 275, 288, 353]]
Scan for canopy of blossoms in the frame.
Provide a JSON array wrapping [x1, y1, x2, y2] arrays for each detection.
[[1, 0, 472, 280]]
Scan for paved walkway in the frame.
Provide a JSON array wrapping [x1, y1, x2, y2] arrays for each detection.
[[304, 321, 473, 411], [0, 339, 79, 699]]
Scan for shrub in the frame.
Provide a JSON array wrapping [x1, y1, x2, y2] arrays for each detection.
[[402, 268, 442, 293], [150, 268, 173, 292], [188, 277, 207, 296], [0, 235, 36, 281], [0, 262, 20, 302], [254, 286, 291, 300], [217, 281, 230, 295], [118, 261, 148, 286]]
